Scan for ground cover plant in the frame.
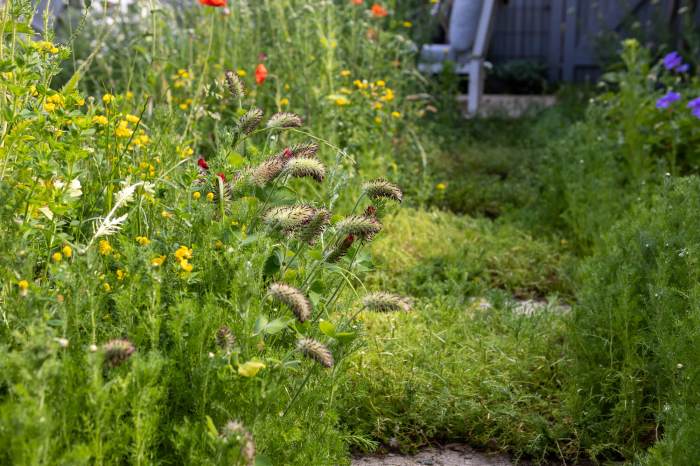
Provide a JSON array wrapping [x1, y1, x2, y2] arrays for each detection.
[[3, 0, 700, 464]]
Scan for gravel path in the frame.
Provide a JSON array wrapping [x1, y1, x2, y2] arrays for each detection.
[[352, 445, 514, 466]]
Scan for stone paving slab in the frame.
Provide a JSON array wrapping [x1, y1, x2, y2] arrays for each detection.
[[352, 445, 514, 466]]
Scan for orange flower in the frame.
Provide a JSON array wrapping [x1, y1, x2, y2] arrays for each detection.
[[199, 0, 226, 6], [351, 0, 363, 4], [371, 3, 388, 17], [255, 64, 268, 85]]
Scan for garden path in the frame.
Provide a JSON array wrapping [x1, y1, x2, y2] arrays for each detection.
[[352, 445, 514, 466]]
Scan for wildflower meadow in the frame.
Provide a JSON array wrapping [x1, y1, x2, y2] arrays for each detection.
[[1, 0, 700, 464]]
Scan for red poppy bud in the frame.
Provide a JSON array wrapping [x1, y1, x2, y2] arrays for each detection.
[[199, 0, 226, 7], [255, 64, 268, 86], [198, 158, 209, 170], [217, 172, 226, 182]]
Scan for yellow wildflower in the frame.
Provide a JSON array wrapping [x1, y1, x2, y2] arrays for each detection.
[[236, 69, 247, 77], [374, 116, 382, 125], [436, 182, 447, 191], [335, 97, 350, 106], [151, 255, 166, 267], [376, 80, 386, 87], [125, 114, 140, 124], [177, 69, 191, 79], [115, 120, 132, 138], [179, 259, 193, 272], [279, 98, 289, 107], [52, 252, 62, 262], [193, 191, 201, 200], [125, 91, 134, 100], [161, 210, 173, 219], [102, 282, 112, 293], [403, 21, 413, 28], [135, 236, 150, 246], [99, 240, 112, 256], [206, 192, 214, 202], [391, 111, 401, 119], [18, 280, 29, 297], [116, 269, 126, 281], [62, 245, 72, 258], [340, 69, 351, 77], [92, 115, 108, 126], [238, 360, 265, 377], [32, 41, 59, 54], [102, 94, 115, 104], [380, 88, 395, 102], [373, 102, 383, 110], [174, 245, 193, 263], [44, 102, 57, 112]]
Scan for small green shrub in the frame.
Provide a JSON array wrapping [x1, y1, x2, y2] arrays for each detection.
[[567, 176, 700, 462]]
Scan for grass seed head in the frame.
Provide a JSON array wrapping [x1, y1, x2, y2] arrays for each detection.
[[224, 70, 245, 98], [221, 420, 255, 465], [216, 325, 235, 352], [263, 205, 317, 234], [299, 208, 330, 244], [336, 215, 382, 241], [290, 141, 319, 158], [297, 338, 334, 368], [268, 283, 311, 322], [266, 112, 303, 129], [362, 178, 403, 203], [282, 157, 326, 182], [362, 292, 413, 312], [251, 157, 285, 186], [238, 108, 264, 134], [103, 339, 136, 368], [325, 234, 355, 263]]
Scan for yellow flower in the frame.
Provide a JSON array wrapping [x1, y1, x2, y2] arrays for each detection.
[[206, 192, 214, 202], [375, 80, 386, 87], [373, 102, 383, 110], [238, 360, 265, 377], [353, 79, 369, 89], [279, 97, 289, 107], [436, 182, 447, 191], [99, 240, 112, 256], [135, 236, 150, 246], [125, 114, 140, 124], [340, 69, 351, 77], [92, 115, 108, 126], [180, 147, 194, 158], [236, 69, 247, 77], [374, 116, 382, 125], [18, 280, 29, 296], [125, 91, 134, 100], [174, 245, 193, 263], [116, 269, 126, 281], [214, 240, 224, 250], [151, 255, 166, 267], [380, 88, 395, 102], [334, 97, 350, 106], [403, 21, 413, 28], [391, 111, 401, 119], [43, 102, 57, 112], [52, 252, 62, 262], [177, 69, 191, 79], [62, 245, 72, 258], [115, 120, 132, 138], [102, 282, 112, 293], [193, 191, 201, 200], [102, 94, 115, 104], [161, 210, 173, 219], [179, 259, 193, 272], [32, 41, 59, 54]]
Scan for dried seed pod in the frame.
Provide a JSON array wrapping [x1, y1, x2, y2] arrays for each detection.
[[298, 208, 330, 244], [216, 325, 235, 352], [297, 338, 334, 368], [282, 157, 326, 182], [102, 339, 136, 368], [335, 215, 382, 241], [250, 157, 286, 186], [238, 108, 264, 134], [325, 234, 355, 263], [362, 178, 403, 203], [266, 112, 303, 129], [224, 70, 245, 98], [263, 205, 317, 235], [221, 420, 256, 466], [362, 292, 413, 312], [268, 283, 312, 322], [290, 141, 319, 158]]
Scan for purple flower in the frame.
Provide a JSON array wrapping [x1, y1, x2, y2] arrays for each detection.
[[663, 51, 683, 71], [688, 97, 700, 119], [677, 63, 690, 73], [657, 91, 681, 109]]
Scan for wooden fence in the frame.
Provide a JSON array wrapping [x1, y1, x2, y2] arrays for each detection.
[[489, 0, 700, 82]]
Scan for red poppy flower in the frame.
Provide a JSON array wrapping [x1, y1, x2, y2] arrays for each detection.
[[255, 64, 268, 86], [371, 3, 388, 17], [197, 157, 209, 171], [199, 0, 226, 7], [217, 172, 226, 182], [351, 0, 363, 4]]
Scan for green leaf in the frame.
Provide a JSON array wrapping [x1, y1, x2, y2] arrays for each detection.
[[255, 455, 273, 466], [262, 248, 282, 279], [205, 415, 219, 437], [263, 318, 289, 335], [253, 315, 269, 335], [228, 152, 246, 168], [335, 332, 356, 343], [319, 320, 336, 337]]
